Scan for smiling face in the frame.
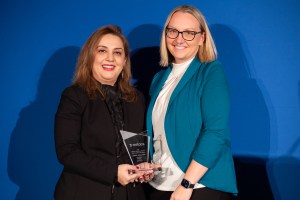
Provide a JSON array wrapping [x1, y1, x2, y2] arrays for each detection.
[[92, 34, 126, 86], [166, 11, 205, 64]]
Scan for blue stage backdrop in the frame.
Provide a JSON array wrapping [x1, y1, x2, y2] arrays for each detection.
[[1, 0, 300, 199]]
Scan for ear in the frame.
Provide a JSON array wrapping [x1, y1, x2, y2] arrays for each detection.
[[198, 32, 206, 46]]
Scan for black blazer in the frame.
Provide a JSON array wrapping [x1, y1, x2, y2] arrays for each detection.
[[54, 85, 146, 200]]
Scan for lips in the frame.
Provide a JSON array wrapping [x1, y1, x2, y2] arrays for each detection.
[[102, 64, 115, 71]]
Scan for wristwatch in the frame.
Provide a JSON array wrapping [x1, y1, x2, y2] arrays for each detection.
[[181, 178, 195, 189]]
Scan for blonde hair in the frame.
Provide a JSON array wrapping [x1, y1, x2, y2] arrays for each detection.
[[73, 25, 137, 101], [160, 5, 217, 66]]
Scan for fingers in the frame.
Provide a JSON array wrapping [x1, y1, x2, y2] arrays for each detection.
[[118, 164, 142, 186], [119, 163, 159, 185], [137, 162, 162, 172], [134, 162, 161, 183], [137, 171, 153, 183], [137, 162, 161, 173]]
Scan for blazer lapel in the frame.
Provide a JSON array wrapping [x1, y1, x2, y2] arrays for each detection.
[[147, 67, 171, 155], [149, 67, 172, 99], [169, 58, 202, 104]]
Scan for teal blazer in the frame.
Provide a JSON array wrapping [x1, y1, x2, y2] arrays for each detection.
[[146, 58, 238, 194]]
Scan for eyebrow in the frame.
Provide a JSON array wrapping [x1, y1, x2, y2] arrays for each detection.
[[96, 45, 124, 50], [167, 26, 198, 31]]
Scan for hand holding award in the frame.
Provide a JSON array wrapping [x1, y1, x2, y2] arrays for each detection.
[[120, 130, 161, 176]]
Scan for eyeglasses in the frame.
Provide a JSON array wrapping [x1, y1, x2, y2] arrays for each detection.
[[166, 28, 202, 41]]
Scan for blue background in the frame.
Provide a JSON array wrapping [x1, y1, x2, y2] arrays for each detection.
[[1, 0, 300, 199]]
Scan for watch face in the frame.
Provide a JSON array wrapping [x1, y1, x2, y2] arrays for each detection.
[[181, 179, 190, 188]]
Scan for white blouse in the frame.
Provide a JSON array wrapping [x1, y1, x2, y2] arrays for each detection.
[[150, 57, 205, 191]]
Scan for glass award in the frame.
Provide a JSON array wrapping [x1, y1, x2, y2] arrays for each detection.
[[120, 130, 150, 165]]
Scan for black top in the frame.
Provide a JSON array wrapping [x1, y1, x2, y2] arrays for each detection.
[[54, 85, 146, 200]]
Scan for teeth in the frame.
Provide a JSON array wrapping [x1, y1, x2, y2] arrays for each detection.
[[103, 65, 114, 69], [175, 46, 185, 50]]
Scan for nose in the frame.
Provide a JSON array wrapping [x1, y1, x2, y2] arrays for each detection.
[[175, 32, 185, 43], [106, 52, 114, 61]]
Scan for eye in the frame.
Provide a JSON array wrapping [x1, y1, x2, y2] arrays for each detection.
[[98, 49, 106, 53], [169, 28, 177, 33], [184, 31, 196, 36], [114, 51, 123, 56]]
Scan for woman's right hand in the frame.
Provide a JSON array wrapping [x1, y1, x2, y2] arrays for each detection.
[[117, 164, 144, 186]]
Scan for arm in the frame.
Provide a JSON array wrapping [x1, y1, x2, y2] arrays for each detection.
[[193, 62, 230, 168], [171, 160, 207, 200], [54, 87, 118, 185], [172, 62, 230, 200]]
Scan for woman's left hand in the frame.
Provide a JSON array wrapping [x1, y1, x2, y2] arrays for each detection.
[[135, 162, 161, 183], [170, 185, 193, 200]]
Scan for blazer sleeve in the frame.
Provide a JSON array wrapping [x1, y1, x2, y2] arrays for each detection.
[[54, 86, 117, 185], [192, 61, 231, 168]]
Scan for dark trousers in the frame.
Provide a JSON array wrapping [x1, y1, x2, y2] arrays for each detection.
[[144, 184, 232, 200]]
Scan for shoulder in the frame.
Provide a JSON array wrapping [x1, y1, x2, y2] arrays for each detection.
[[60, 85, 89, 107], [200, 60, 229, 93], [198, 60, 226, 79], [62, 85, 86, 96], [203, 60, 224, 73]]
